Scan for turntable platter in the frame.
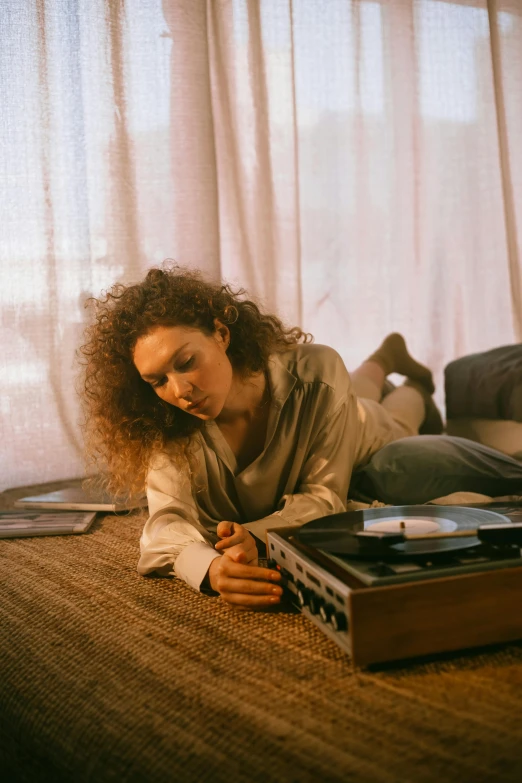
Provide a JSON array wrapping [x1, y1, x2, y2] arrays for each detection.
[[297, 505, 512, 559]]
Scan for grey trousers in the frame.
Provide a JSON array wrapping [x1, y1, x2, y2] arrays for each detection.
[[349, 435, 522, 505]]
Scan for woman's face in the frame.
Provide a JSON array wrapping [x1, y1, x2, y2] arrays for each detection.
[[132, 322, 233, 420]]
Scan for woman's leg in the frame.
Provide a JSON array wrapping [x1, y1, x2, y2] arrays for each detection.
[[351, 365, 427, 436], [380, 385, 426, 436], [351, 333, 442, 436], [351, 361, 386, 401], [365, 333, 435, 394]]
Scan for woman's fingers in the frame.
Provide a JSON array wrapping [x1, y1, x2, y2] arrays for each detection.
[[221, 542, 257, 564], [215, 526, 258, 564], [222, 548, 243, 564], [215, 524, 246, 550], [212, 561, 281, 593], [208, 556, 283, 610], [220, 559, 280, 582], [210, 558, 273, 583], [218, 572, 283, 608], [215, 535, 242, 551], [218, 575, 283, 596], [216, 521, 235, 539]]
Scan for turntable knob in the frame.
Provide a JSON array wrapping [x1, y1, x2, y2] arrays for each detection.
[[308, 593, 323, 615], [296, 583, 310, 607], [331, 611, 348, 632], [319, 602, 335, 623]]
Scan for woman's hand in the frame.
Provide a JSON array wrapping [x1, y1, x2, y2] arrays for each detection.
[[209, 522, 282, 609], [207, 555, 283, 609], [214, 521, 258, 565]]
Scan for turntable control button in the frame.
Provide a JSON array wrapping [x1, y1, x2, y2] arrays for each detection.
[[296, 583, 309, 607], [331, 612, 348, 632], [319, 602, 335, 623], [308, 594, 323, 615], [267, 559, 277, 570]]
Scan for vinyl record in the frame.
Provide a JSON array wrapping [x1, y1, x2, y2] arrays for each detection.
[[297, 505, 512, 559]]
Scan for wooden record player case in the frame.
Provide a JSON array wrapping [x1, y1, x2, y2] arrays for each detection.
[[266, 526, 522, 668]]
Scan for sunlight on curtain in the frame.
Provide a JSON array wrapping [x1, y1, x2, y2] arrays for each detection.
[[1, 0, 521, 490], [203, 0, 521, 391], [0, 0, 174, 489]]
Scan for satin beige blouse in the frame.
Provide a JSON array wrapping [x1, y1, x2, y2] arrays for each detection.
[[138, 344, 399, 591]]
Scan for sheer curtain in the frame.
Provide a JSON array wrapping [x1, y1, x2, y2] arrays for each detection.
[[1, 0, 521, 491]]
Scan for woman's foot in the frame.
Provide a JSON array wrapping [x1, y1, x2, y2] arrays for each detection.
[[367, 333, 435, 394], [404, 379, 444, 434]]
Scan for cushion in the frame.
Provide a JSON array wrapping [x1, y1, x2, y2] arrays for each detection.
[[349, 435, 522, 505], [445, 344, 522, 422]]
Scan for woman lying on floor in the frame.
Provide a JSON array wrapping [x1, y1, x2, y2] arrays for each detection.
[[80, 266, 522, 610]]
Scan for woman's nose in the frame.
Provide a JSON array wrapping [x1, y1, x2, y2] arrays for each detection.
[[167, 374, 192, 401]]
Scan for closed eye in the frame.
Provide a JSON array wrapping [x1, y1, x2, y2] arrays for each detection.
[[178, 356, 195, 371], [149, 356, 194, 389]]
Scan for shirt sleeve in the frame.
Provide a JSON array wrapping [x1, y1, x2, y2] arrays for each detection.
[[243, 391, 359, 541], [137, 456, 221, 592]]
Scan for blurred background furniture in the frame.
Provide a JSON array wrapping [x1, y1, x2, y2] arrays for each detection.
[[445, 344, 522, 460]]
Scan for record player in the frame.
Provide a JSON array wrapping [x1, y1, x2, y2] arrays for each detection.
[[265, 504, 522, 668]]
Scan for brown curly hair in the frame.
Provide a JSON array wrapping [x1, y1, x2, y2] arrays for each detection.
[[79, 265, 312, 499]]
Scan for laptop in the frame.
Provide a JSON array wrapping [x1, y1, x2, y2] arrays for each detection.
[[14, 485, 147, 513]]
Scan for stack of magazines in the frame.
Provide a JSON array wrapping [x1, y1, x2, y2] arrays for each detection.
[[0, 486, 147, 539]]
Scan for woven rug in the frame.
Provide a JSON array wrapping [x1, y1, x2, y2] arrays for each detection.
[[2, 482, 522, 782]]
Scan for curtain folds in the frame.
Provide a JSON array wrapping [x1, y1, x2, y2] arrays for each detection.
[[1, 0, 521, 490]]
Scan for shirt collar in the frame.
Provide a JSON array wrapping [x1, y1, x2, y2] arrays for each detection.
[[267, 351, 297, 409]]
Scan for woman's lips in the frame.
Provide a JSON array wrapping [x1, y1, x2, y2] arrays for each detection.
[[187, 397, 207, 412]]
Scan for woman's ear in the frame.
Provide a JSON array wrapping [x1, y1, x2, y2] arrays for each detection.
[[213, 319, 231, 350]]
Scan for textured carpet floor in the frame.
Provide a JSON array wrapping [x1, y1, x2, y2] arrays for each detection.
[[2, 482, 522, 782]]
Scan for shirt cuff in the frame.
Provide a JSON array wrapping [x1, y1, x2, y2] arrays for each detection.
[[174, 540, 222, 592]]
